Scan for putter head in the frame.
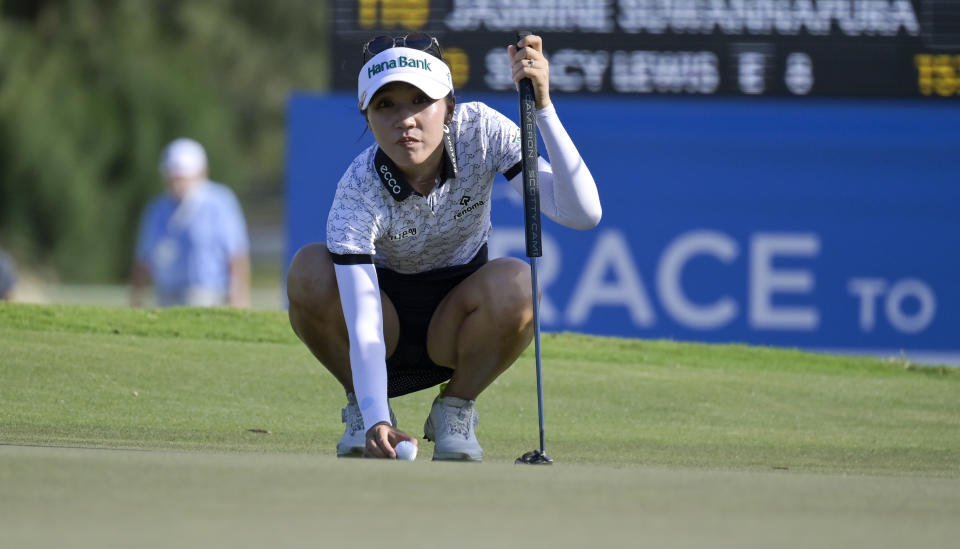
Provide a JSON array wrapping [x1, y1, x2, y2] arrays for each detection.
[[515, 449, 553, 465]]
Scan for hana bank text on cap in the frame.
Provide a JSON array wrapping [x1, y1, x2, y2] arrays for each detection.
[[357, 47, 453, 110]]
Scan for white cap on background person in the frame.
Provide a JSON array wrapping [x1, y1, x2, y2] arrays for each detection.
[[357, 47, 453, 110], [159, 138, 208, 178]]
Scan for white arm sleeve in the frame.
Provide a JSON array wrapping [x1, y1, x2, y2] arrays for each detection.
[[333, 262, 391, 434], [508, 104, 602, 230]]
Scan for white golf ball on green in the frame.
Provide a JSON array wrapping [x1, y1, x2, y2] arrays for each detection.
[[394, 440, 417, 461]]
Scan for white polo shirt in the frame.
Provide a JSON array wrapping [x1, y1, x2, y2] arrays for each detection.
[[326, 101, 523, 273]]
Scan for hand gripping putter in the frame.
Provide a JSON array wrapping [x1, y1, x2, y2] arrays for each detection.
[[514, 31, 553, 466]]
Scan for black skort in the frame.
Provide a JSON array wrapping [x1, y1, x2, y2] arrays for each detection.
[[376, 244, 487, 397]]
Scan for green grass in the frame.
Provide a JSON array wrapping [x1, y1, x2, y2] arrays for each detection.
[[2, 303, 959, 548], [3, 445, 958, 549], [1, 302, 958, 475]]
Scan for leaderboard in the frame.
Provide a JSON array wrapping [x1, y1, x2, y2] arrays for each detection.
[[331, 0, 960, 98]]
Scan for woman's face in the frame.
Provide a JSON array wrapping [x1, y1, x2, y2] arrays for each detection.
[[365, 82, 448, 173]]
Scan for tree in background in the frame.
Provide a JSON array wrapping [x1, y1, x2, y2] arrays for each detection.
[[0, 0, 329, 282]]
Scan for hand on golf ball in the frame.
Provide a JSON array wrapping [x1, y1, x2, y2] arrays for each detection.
[[364, 423, 418, 459], [394, 440, 418, 461]]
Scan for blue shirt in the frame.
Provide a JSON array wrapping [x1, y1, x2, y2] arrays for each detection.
[[136, 181, 248, 303]]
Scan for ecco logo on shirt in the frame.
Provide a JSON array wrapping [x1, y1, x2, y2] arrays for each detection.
[[380, 165, 402, 195], [389, 227, 418, 241]]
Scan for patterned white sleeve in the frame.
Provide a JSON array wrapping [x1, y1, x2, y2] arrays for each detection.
[[478, 103, 523, 175], [326, 155, 384, 257]]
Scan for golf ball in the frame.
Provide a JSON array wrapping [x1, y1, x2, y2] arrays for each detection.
[[394, 440, 417, 461]]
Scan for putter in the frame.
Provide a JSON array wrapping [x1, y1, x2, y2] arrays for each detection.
[[514, 31, 553, 466]]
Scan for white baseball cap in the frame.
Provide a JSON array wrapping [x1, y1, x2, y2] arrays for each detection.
[[159, 138, 207, 177], [357, 47, 454, 110]]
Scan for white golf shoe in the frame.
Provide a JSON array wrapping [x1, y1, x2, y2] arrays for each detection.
[[336, 393, 397, 458], [423, 395, 483, 462]]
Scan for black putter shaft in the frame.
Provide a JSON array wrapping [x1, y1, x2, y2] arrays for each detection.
[[515, 31, 551, 465]]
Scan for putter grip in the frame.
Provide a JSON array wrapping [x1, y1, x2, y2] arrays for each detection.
[[516, 31, 542, 258]]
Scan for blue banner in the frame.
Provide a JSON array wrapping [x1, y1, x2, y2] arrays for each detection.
[[287, 93, 960, 363]]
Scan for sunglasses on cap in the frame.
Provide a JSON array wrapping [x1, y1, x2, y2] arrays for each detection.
[[362, 32, 443, 63]]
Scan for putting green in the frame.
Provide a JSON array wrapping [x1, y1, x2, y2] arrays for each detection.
[[2, 444, 958, 549]]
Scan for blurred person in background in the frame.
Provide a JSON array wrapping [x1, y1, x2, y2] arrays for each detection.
[[0, 248, 17, 300], [131, 138, 250, 308]]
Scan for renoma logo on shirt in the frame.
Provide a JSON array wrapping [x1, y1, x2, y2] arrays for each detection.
[[367, 57, 432, 78], [454, 197, 485, 220]]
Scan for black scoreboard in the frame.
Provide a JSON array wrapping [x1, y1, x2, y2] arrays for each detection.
[[330, 0, 960, 98]]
